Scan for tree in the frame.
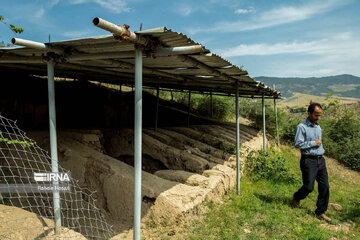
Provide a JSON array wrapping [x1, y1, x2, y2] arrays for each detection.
[[0, 15, 23, 34]]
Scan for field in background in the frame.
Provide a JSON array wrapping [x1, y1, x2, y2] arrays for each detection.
[[278, 92, 360, 108]]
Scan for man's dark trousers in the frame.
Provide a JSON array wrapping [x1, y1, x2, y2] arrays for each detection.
[[294, 155, 329, 215]]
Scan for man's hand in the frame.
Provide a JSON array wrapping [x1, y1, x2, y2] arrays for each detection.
[[315, 139, 322, 146]]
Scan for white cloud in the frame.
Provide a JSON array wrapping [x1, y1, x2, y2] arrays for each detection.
[[30, 0, 59, 19], [68, 0, 88, 4], [93, 0, 130, 13], [217, 40, 328, 57], [217, 36, 360, 58], [177, 4, 193, 16], [68, 0, 130, 13], [34, 8, 45, 18], [63, 30, 92, 38], [192, 0, 351, 33], [49, 0, 60, 8], [221, 33, 360, 77], [235, 7, 255, 14]]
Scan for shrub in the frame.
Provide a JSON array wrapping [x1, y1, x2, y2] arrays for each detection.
[[279, 115, 302, 143], [244, 147, 299, 184], [194, 95, 235, 121], [321, 110, 360, 170], [242, 99, 301, 142]]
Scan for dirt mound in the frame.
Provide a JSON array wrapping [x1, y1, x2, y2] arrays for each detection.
[[27, 123, 262, 236], [0, 72, 266, 238], [0, 204, 86, 240]]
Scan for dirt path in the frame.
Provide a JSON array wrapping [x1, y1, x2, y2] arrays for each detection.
[[325, 156, 360, 184], [291, 149, 360, 184]]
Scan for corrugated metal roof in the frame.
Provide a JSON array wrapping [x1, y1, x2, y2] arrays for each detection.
[[0, 28, 280, 98]]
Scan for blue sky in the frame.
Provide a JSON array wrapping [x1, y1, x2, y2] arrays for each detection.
[[1, 0, 359, 78]]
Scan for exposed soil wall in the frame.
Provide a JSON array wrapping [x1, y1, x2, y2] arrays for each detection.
[[0, 72, 216, 130], [0, 72, 265, 238]]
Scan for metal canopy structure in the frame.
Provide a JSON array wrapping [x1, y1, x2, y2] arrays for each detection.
[[0, 17, 281, 240], [0, 26, 280, 98]]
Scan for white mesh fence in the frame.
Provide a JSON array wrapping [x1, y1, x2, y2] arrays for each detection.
[[0, 114, 117, 239]]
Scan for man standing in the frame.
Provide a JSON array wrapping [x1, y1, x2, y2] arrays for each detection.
[[292, 103, 331, 222]]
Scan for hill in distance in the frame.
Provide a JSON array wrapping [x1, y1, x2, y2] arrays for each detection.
[[255, 74, 360, 99]]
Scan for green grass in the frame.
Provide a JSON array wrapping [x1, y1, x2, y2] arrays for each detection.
[[327, 84, 360, 93], [182, 146, 360, 240]]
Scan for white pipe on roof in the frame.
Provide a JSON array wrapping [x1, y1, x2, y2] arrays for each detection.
[[11, 38, 48, 49], [11, 38, 63, 54], [154, 45, 205, 56], [92, 17, 148, 44], [92, 17, 206, 57]]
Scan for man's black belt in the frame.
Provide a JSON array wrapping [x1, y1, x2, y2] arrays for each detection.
[[302, 155, 323, 160]]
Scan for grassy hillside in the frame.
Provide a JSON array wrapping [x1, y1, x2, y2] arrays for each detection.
[[278, 92, 360, 108], [255, 74, 360, 99]]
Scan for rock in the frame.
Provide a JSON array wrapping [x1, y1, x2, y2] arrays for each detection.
[[154, 170, 209, 187], [0, 204, 87, 239], [329, 203, 343, 211], [320, 222, 352, 232], [167, 229, 176, 236], [244, 228, 251, 234]]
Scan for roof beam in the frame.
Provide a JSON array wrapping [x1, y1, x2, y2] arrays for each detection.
[[0, 55, 44, 63], [67, 54, 189, 82], [175, 55, 248, 86]]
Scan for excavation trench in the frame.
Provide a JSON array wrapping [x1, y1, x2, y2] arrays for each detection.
[[0, 76, 265, 237]]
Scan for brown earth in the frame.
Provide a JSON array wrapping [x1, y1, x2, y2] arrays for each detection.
[[3, 120, 358, 239], [0, 204, 87, 240], [0, 74, 267, 239], [0, 122, 263, 239], [25, 123, 263, 237]]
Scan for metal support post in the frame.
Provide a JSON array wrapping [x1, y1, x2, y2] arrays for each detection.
[[236, 85, 240, 195], [273, 84, 279, 146], [47, 59, 61, 235], [274, 98, 279, 146], [187, 90, 191, 127], [155, 86, 159, 131], [171, 89, 174, 101], [210, 91, 213, 118], [133, 48, 143, 240], [262, 95, 266, 152]]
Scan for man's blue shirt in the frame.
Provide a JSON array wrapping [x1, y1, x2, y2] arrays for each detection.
[[294, 119, 325, 156]]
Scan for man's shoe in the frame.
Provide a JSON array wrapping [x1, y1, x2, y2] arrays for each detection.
[[291, 197, 300, 208], [317, 214, 332, 222]]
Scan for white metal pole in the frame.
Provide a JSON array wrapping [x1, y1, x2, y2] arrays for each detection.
[[273, 84, 279, 146], [210, 91, 213, 118], [155, 86, 159, 131], [187, 90, 191, 127], [133, 47, 143, 240], [274, 98, 279, 146], [236, 85, 240, 195], [47, 59, 61, 234], [262, 95, 266, 152]]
